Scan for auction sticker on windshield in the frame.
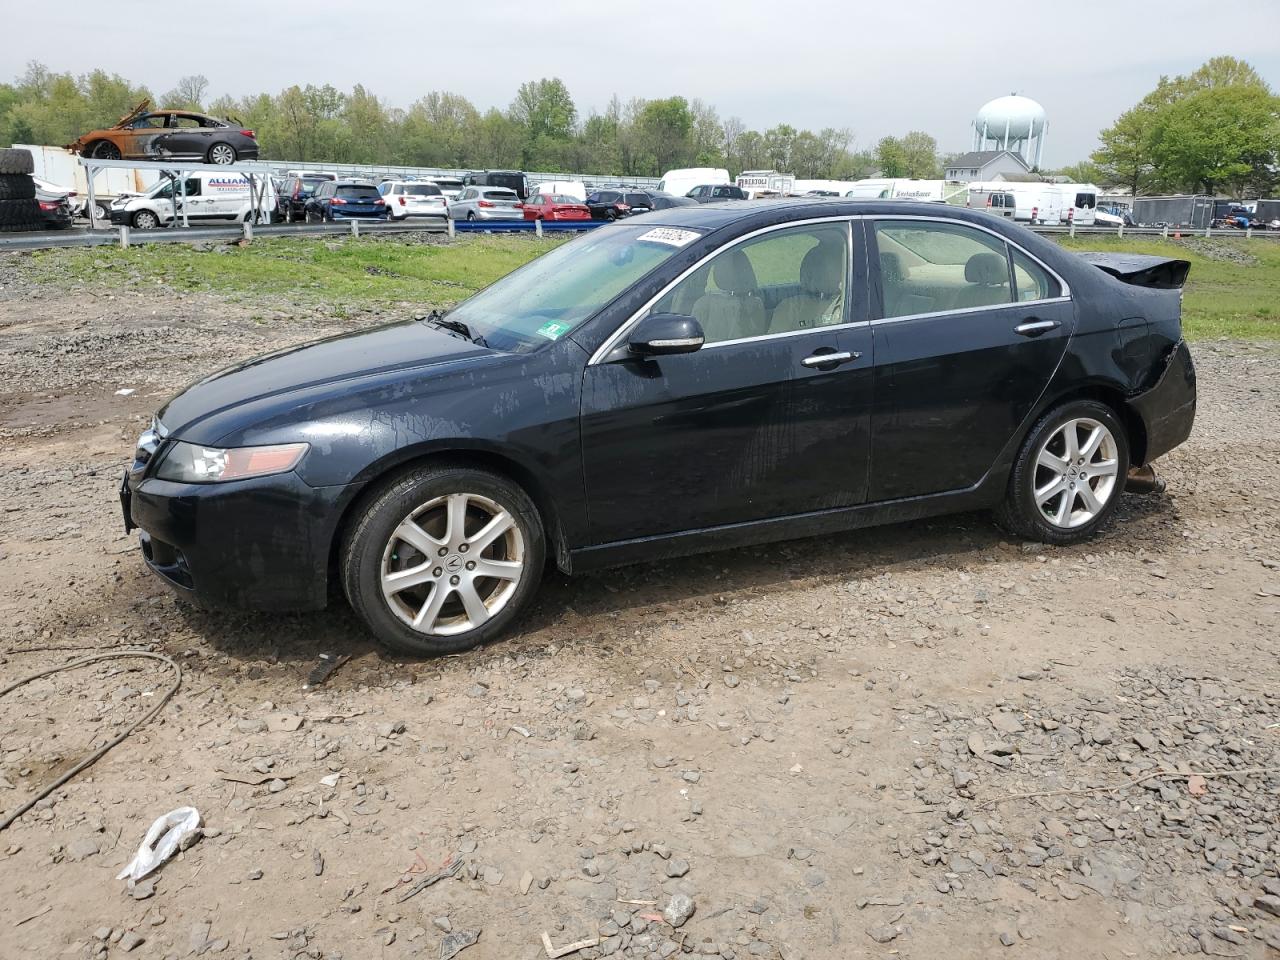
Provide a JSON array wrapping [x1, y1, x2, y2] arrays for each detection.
[[535, 320, 572, 340], [637, 228, 700, 247]]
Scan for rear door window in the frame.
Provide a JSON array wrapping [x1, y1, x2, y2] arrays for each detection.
[[625, 193, 650, 207], [873, 220, 1013, 317]]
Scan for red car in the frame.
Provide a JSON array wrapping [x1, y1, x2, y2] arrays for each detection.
[[522, 194, 590, 221]]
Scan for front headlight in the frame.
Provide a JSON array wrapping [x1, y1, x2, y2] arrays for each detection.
[[154, 441, 309, 483]]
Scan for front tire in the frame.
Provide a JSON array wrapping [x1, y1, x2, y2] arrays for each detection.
[[994, 400, 1129, 545], [132, 209, 160, 230], [341, 464, 545, 656]]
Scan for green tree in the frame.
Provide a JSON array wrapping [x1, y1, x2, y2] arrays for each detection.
[[637, 97, 692, 175], [898, 131, 940, 177], [875, 136, 908, 177], [1053, 160, 1105, 183], [1093, 56, 1279, 196]]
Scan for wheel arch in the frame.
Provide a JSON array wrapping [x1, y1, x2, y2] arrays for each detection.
[[1033, 382, 1148, 466], [327, 445, 573, 589]]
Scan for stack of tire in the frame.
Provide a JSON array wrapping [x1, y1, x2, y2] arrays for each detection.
[[0, 148, 41, 233]]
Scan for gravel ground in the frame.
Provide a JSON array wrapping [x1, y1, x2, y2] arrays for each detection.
[[0, 258, 1278, 960]]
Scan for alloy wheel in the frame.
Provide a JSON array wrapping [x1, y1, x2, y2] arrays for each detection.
[[380, 492, 525, 636], [93, 141, 121, 160], [1033, 417, 1119, 529], [209, 144, 235, 164]]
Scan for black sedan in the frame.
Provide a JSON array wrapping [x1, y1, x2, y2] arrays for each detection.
[[121, 201, 1196, 656]]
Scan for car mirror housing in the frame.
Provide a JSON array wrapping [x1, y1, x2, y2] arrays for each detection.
[[627, 314, 705, 357]]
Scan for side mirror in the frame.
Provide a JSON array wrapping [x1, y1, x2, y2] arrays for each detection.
[[627, 314, 704, 356]]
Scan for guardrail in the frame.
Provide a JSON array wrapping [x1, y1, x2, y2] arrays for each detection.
[[0, 216, 1273, 253]]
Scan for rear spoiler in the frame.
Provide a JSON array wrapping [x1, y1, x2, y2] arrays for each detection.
[[1077, 252, 1190, 290]]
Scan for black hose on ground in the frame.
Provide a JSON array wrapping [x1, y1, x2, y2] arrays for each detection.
[[0, 650, 182, 831]]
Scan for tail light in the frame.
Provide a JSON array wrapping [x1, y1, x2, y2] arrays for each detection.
[[616, 203, 630, 211], [374, 199, 384, 205], [331, 198, 347, 205], [240, 129, 255, 139], [38, 200, 60, 211], [399, 196, 406, 206], [515, 203, 524, 209], [477, 200, 494, 208]]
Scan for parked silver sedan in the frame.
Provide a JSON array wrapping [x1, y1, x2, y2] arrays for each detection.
[[378, 180, 448, 221], [449, 186, 524, 221]]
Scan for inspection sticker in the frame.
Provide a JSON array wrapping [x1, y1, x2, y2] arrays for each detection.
[[535, 320, 572, 340], [637, 227, 700, 247]]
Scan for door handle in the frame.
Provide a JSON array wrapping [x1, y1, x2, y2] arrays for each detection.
[[800, 350, 860, 368], [1014, 319, 1060, 337]]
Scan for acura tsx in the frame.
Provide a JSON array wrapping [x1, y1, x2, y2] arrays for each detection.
[[120, 201, 1196, 655]]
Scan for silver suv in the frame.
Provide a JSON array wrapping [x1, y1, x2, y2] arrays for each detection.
[[449, 186, 523, 221]]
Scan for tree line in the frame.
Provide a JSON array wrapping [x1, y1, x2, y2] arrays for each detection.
[[2, 58, 1274, 195], [0, 62, 944, 181]]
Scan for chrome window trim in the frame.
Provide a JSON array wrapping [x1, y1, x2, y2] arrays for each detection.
[[868, 295, 1073, 327], [587, 216, 858, 365], [869, 213, 1072, 301]]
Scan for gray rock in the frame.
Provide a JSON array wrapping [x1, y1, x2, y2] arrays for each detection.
[[665, 858, 690, 878], [663, 893, 696, 928], [439, 928, 480, 960], [66, 837, 100, 861], [989, 712, 1024, 734], [999, 932, 1015, 947], [866, 925, 902, 944], [120, 931, 144, 952], [1255, 895, 1280, 917], [129, 879, 156, 901]]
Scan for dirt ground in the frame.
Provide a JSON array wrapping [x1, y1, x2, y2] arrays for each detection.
[[1, 255, 1278, 960]]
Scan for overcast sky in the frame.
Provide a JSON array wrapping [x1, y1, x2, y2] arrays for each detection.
[[8, 0, 1279, 167]]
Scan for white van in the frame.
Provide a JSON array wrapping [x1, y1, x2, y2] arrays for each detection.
[[657, 167, 731, 199], [1056, 183, 1099, 226], [529, 180, 586, 202], [965, 181, 1062, 225], [109, 171, 277, 229]]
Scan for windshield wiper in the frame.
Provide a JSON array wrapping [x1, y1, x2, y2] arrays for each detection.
[[418, 309, 489, 348]]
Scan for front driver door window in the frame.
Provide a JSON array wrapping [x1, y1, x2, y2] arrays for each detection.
[[579, 221, 873, 544]]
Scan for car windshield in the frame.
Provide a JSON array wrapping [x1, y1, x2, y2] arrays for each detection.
[[404, 184, 442, 196], [443, 224, 700, 354]]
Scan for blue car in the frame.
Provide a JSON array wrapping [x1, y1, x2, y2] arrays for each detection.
[[304, 180, 388, 223]]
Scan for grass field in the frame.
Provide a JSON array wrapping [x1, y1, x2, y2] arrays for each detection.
[[20, 230, 1280, 339]]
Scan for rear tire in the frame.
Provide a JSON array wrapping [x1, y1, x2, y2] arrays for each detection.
[[341, 464, 545, 657], [0, 148, 35, 175], [466, 211, 475, 221], [993, 400, 1130, 545], [0, 175, 36, 201], [207, 143, 236, 165]]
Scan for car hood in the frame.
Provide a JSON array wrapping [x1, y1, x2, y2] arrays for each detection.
[[158, 320, 490, 441]]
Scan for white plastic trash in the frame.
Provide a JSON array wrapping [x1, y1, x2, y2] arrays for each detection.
[[116, 806, 202, 885]]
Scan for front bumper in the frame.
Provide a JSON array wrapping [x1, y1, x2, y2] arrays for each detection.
[[122, 465, 354, 611], [1129, 340, 1196, 464]]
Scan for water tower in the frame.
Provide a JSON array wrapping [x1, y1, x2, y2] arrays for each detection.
[[972, 94, 1047, 168]]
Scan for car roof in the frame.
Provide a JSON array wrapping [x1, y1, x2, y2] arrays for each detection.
[[641, 198, 1013, 230]]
